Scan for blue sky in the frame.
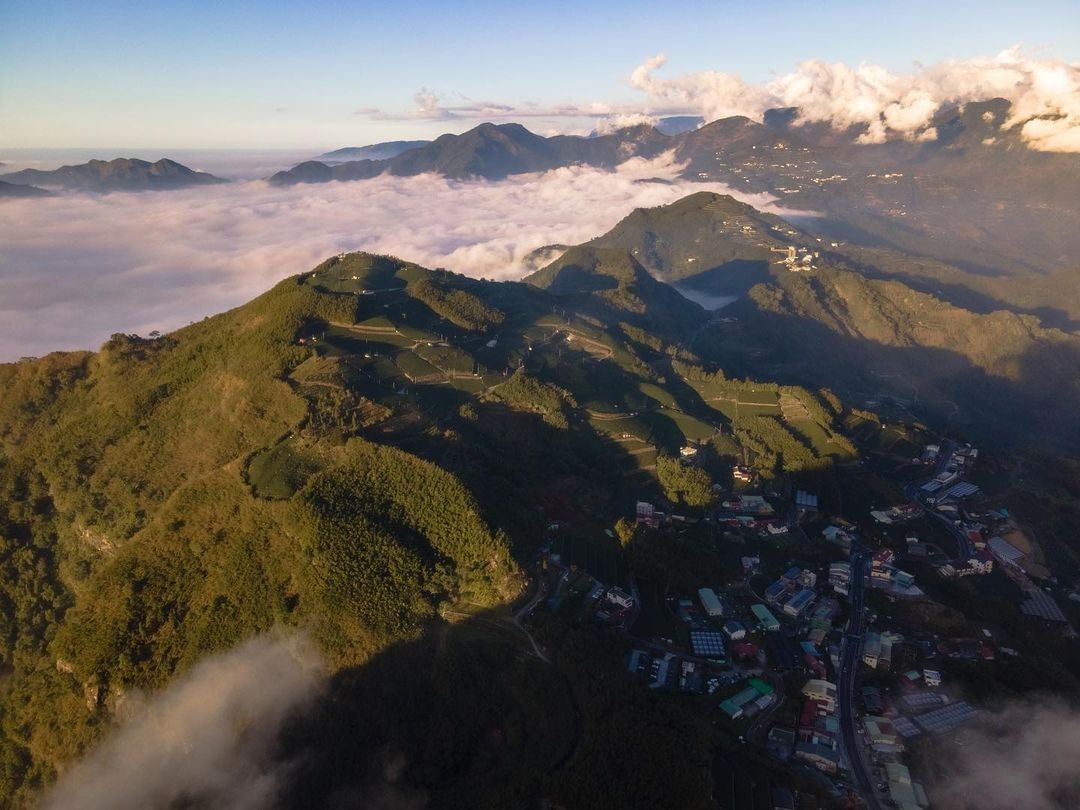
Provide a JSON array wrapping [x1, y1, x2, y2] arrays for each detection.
[[2, 0, 1078, 149]]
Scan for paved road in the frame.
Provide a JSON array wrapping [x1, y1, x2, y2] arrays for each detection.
[[836, 546, 883, 810]]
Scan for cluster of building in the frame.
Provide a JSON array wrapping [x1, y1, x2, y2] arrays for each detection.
[[717, 493, 776, 519], [822, 522, 856, 552], [764, 566, 820, 619], [868, 548, 920, 595], [732, 464, 754, 484], [792, 679, 840, 773], [828, 561, 850, 595], [918, 443, 978, 494], [910, 447, 1015, 581], [804, 599, 839, 649], [864, 687, 979, 748], [719, 676, 776, 720], [862, 630, 905, 670], [769, 244, 820, 273], [856, 688, 979, 808], [870, 503, 922, 524], [938, 553, 994, 578]]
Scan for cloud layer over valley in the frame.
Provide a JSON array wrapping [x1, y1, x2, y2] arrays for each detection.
[[0, 154, 760, 361]]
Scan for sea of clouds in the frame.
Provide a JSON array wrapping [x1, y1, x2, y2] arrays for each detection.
[[0, 153, 777, 361]]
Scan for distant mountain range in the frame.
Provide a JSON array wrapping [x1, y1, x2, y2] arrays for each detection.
[[311, 117, 703, 165], [316, 140, 431, 162], [0, 158, 227, 193], [271, 122, 671, 185], [271, 104, 1080, 306]]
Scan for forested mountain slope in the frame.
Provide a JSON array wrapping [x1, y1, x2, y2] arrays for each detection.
[[0, 251, 860, 806]]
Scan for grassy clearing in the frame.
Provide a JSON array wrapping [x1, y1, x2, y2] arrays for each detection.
[[666, 411, 719, 442], [787, 417, 842, 458], [322, 325, 414, 352], [639, 382, 677, 409], [395, 351, 443, 381], [246, 438, 311, 499], [445, 377, 488, 394], [588, 413, 652, 442], [414, 343, 476, 375]]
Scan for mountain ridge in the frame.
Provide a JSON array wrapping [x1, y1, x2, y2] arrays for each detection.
[[316, 139, 431, 162], [0, 158, 227, 192], [0, 247, 862, 806], [540, 192, 1080, 451]]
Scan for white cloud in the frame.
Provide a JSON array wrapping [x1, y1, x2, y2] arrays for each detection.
[[630, 47, 1080, 151], [931, 698, 1080, 809], [0, 153, 772, 361], [41, 635, 323, 810], [591, 112, 661, 134]]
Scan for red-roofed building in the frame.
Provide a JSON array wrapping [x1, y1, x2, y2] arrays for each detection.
[[805, 655, 826, 678], [732, 641, 760, 660], [801, 699, 827, 726]]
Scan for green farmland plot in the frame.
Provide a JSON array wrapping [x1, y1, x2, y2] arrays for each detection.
[[394, 350, 444, 381], [414, 342, 478, 375]]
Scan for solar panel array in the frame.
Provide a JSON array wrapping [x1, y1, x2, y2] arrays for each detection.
[[899, 692, 945, 713], [1020, 589, 1067, 622], [892, 716, 921, 738], [943, 482, 980, 499], [913, 702, 978, 735], [690, 631, 726, 658]]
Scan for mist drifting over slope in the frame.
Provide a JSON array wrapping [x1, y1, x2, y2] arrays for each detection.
[[41, 636, 323, 810], [927, 698, 1080, 809]]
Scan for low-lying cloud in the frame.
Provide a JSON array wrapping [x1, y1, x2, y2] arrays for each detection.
[[0, 153, 769, 361], [930, 697, 1080, 809], [631, 47, 1080, 152], [41, 635, 323, 810]]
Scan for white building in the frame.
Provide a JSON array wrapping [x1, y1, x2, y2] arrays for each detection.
[[698, 587, 724, 617]]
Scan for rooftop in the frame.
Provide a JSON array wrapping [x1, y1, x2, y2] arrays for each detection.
[[913, 701, 978, 735]]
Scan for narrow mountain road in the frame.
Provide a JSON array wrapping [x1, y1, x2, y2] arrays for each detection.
[[513, 577, 552, 664]]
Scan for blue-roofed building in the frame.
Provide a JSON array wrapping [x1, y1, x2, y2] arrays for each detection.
[[784, 587, 816, 617], [765, 579, 788, 604]]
